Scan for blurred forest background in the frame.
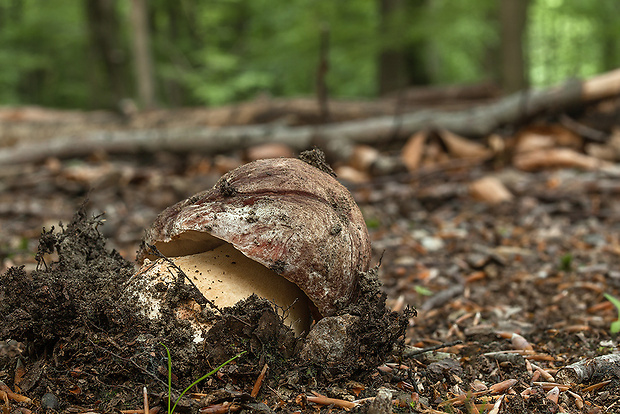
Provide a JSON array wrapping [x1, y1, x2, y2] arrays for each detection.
[[1, 0, 619, 110]]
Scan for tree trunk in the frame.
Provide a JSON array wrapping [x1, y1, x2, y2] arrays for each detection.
[[162, 0, 183, 106], [378, 0, 429, 95], [130, 0, 156, 108], [84, 0, 127, 108], [500, 0, 530, 93], [377, 0, 407, 95], [600, 3, 620, 72]]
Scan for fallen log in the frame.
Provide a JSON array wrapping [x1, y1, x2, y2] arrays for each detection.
[[1, 68, 619, 165]]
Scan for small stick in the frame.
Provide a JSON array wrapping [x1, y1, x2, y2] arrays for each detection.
[[582, 379, 612, 392], [120, 408, 160, 414], [201, 402, 241, 414], [488, 379, 518, 394], [402, 340, 463, 357], [307, 391, 357, 410], [532, 382, 570, 391], [251, 363, 269, 398], [143, 386, 149, 414]]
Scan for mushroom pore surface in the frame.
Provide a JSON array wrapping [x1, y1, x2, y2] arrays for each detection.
[[173, 242, 310, 334]]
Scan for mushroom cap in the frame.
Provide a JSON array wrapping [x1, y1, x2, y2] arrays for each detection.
[[138, 157, 371, 317]]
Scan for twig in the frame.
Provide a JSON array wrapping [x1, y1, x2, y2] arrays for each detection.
[[560, 114, 608, 143], [401, 340, 463, 358], [3, 68, 620, 165], [307, 391, 357, 410], [143, 386, 149, 414], [251, 363, 269, 398]]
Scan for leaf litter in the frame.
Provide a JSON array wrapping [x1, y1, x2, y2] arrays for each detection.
[[2, 155, 620, 413]]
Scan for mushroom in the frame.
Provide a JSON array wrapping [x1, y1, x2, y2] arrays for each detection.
[[129, 157, 371, 336]]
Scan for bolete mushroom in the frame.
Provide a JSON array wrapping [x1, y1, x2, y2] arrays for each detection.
[[130, 157, 371, 336]]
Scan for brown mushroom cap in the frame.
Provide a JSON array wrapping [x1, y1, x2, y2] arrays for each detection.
[[138, 157, 371, 317]]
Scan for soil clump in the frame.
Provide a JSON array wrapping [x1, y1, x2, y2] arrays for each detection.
[[1, 205, 406, 413]]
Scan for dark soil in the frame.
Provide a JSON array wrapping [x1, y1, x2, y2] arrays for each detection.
[[2, 153, 620, 414], [1, 204, 406, 413]]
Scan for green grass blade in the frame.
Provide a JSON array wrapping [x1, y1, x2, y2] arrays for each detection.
[[603, 293, 620, 333]]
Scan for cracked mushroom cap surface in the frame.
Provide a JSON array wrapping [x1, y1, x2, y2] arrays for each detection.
[[138, 157, 371, 317]]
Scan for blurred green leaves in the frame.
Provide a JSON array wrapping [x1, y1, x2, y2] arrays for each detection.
[[0, 0, 618, 108]]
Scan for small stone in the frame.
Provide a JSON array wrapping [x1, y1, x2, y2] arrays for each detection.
[[367, 388, 393, 414], [299, 314, 359, 365], [41, 392, 60, 411], [420, 237, 444, 251]]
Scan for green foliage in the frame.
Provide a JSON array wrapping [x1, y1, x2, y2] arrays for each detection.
[[528, 0, 620, 86], [0, 0, 91, 106], [154, 0, 377, 104], [418, 0, 498, 84], [603, 293, 620, 334], [160, 342, 246, 414], [365, 217, 381, 230], [1, 0, 618, 108]]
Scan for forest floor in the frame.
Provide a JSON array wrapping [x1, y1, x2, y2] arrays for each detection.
[[2, 107, 620, 413]]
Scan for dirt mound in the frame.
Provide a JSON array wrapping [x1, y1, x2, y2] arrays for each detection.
[[1, 206, 406, 413]]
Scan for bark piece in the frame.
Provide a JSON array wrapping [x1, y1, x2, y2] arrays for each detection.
[[557, 354, 620, 385]]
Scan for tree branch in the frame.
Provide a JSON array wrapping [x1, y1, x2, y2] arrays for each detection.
[[1, 69, 620, 165]]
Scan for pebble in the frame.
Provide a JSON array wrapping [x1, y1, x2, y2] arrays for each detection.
[[41, 393, 59, 411]]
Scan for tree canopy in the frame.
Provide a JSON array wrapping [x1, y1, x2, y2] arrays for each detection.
[[0, 0, 618, 109]]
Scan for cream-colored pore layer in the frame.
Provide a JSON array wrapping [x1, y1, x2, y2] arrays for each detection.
[[172, 243, 311, 335]]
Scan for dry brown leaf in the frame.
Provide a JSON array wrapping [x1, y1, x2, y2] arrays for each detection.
[[513, 148, 612, 171], [438, 129, 492, 159], [349, 145, 380, 172], [401, 131, 428, 171], [469, 176, 513, 204], [488, 378, 517, 394], [546, 386, 560, 404], [516, 125, 583, 154], [515, 132, 556, 153], [245, 143, 294, 161], [585, 127, 620, 161], [213, 154, 243, 175], [335, 165, 369, 183]]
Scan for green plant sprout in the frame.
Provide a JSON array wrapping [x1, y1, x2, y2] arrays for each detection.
[[414, 285, 433, 296], [604, 293, 620, 334], [160, 343, 246, 414], [559, 253, 573, 271]]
